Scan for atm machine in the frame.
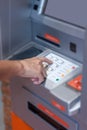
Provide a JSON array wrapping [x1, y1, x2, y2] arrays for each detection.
[[9, 0, 87, 130]]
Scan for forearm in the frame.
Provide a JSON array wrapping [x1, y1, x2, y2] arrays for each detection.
[[0, 60, 21, 80], [0, 57, 52, 84]]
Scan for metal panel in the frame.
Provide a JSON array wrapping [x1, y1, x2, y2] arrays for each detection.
[[10, 0, 33, 54], [0, 0, 32, 59], [77, 30, 87, 130], [32, 21, 84, 62], [0, 0, 10, 59], [45, 0, 87, 28]]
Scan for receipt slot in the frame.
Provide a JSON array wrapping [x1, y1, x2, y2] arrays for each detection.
[[9, 0, 87, 130]]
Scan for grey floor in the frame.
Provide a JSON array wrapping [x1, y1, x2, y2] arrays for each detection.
[[0, 83, 5, 130]]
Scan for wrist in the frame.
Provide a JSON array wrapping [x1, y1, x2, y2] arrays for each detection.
[[16, 60, 25, 77]]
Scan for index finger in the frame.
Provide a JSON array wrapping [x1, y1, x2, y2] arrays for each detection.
[[39, 57, 53, 64]]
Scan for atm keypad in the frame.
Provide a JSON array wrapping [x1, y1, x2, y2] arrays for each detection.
[[44, 53, 79, 90]]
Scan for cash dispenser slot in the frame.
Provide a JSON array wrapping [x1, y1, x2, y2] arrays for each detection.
[[28, 102, 67, 130]]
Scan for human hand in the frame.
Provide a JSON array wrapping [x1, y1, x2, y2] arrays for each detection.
[[18, 57, 52, 84]]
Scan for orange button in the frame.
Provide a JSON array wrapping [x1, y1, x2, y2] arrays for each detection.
[[67, 75, 82, 91]]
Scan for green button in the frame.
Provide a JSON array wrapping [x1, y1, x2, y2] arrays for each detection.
[[56, 78, 59, 81]]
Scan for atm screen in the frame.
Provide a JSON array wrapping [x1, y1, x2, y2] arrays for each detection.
[[45, 0, 87, 28]]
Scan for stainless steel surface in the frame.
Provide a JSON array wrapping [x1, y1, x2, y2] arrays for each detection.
[[0, 0, 32, 59], [45, 0, 87, 28]]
